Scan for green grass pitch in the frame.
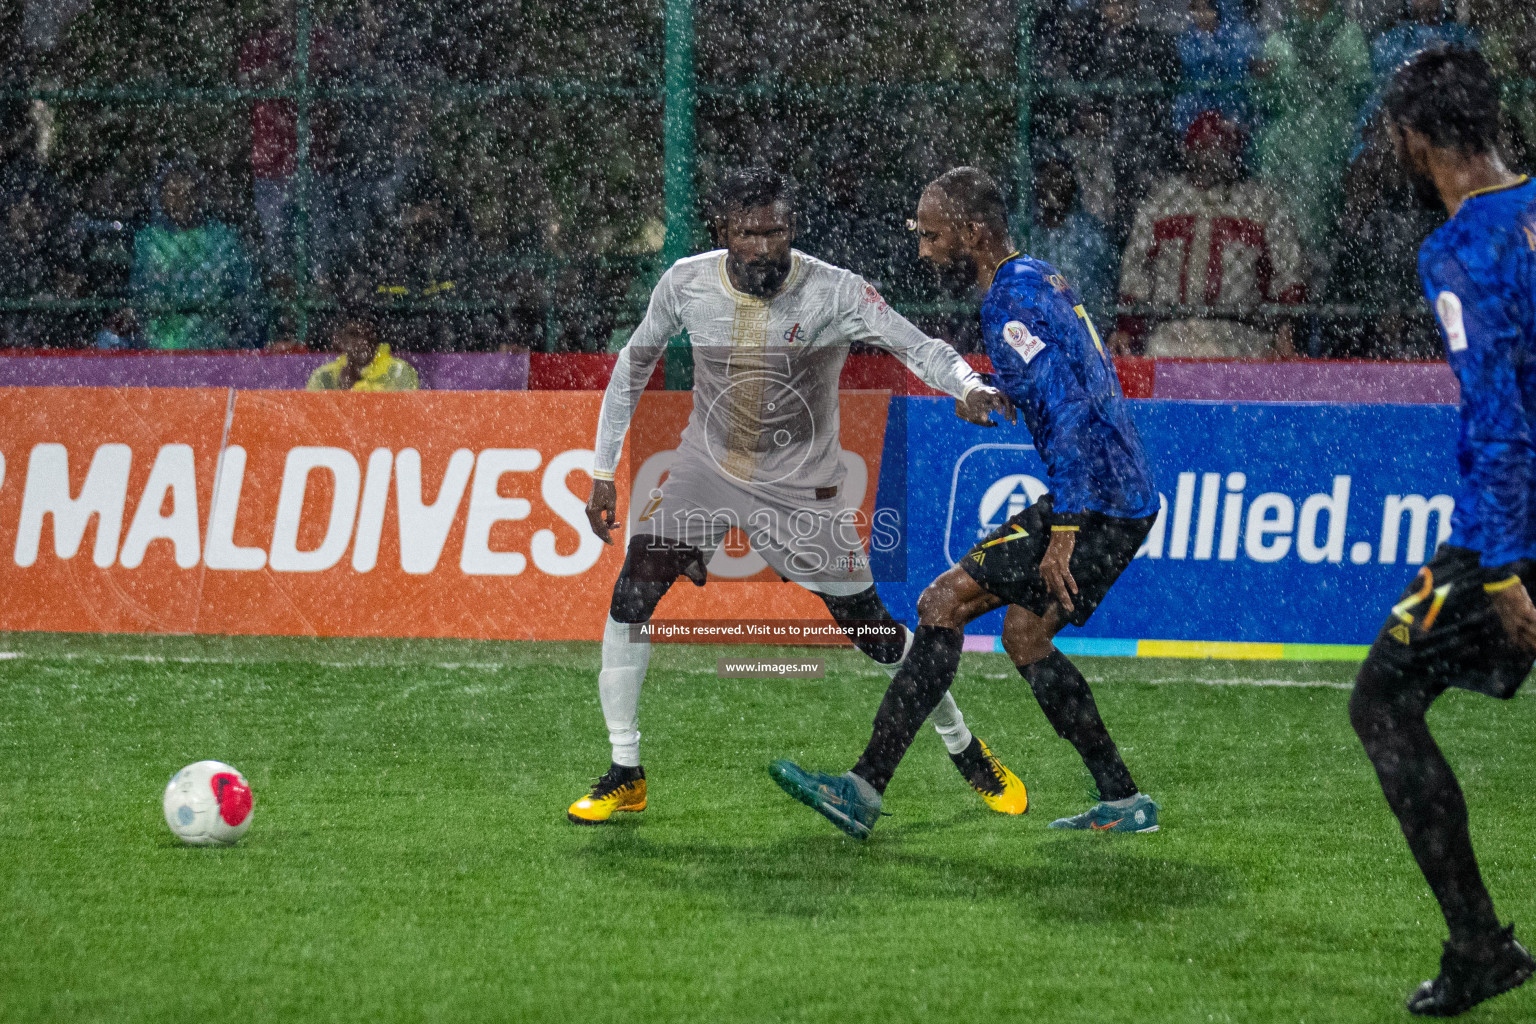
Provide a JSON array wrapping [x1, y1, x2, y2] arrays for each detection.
[[3, 632, 1535, 1023]]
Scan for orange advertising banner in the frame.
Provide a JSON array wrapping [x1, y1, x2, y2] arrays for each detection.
[[0, 387, 889, 640]]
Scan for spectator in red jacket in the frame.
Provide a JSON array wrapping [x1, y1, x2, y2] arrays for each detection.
[[1110, 110, 1306, 359]]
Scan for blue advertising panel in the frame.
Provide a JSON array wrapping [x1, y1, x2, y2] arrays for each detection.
[[870, 398, 1461, 651]]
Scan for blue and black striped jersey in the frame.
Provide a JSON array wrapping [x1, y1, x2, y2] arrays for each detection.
[[1419, 176, 1536, 570], [979, 253, 1159, 524]]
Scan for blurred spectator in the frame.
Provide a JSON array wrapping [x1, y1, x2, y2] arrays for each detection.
[[465, 184, 550, 353], [351, 172, 482, 352], [1037, 0, 1178, 84], [801, 137, 889, 281], [1253, 0, 1372, 259], [1477, 0, 1536, 164], [1371, 0, 1476, 81], [22, 0, 89, 60], [1352, 1, 1478, 156], [1095, 0, 1180, 246], [1032, 159, 1116, 329], [72, 161, 137, 302], [306, 315, 418, 391], [1174, 0, 1263, 135], [0, 99, 63, 212], [1112, 111, 1305, 359], [238, 0, 342, 287], [1058, 102, 1119, 234], [551, 256, 644, 354], [1322, 109, 1444, 358], [1036, 0, 1180, 246], [0, 184, 85, 348], [329, 7, 430, 255], [0, 99, 86, 348], [128, 160, 263, 350]]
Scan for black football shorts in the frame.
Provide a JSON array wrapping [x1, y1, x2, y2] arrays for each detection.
[[1364, 545, 1536, 699], [959, 495, 1155, 627]]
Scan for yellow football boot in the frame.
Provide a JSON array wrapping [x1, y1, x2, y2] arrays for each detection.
[[952, 739, 1028, 815], [567, 765, 647, 825]]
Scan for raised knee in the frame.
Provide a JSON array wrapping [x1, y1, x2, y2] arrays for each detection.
[[610, 536, 699, 624], [916, 582, 959, 627], [610, 576, 665, 624], [1002, 616, 1055, 667]]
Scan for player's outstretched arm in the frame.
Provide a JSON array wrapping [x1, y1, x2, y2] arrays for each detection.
[[589, 268, 683, 541], [840, 274, 990, 402]]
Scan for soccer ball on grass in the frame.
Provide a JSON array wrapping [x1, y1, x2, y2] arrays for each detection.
[[163, 760, 254, 846]]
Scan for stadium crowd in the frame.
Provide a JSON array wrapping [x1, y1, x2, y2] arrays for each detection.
[[0, 0, 1531, 360]]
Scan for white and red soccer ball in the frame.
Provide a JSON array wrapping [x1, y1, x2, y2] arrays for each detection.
[[163, 760, 254, 846]]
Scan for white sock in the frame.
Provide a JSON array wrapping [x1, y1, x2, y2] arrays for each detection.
[[1103, 793, 1141, 808], [599, 615, 650, 767], [881, 625, 974, 755], [929, 690, 975, 755]]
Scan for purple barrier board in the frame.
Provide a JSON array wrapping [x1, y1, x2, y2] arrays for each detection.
[[1151, 359, 1458, 404], [0, 351, 529, 391]]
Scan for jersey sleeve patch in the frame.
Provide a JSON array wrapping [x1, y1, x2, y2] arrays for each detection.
[[860, 282, 890, 314], [1002, 320, 1047, 364], [1436, 291, 1468, 352]]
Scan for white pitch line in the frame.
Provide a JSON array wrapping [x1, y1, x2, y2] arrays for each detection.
[[0, 651, 508, 672], [0, 650, 1361, 690], [1140, 675, 1353, 690], [977, 670, 1352, 690]]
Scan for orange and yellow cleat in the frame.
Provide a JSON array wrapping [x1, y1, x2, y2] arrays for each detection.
[[567, 765, 647, 825], [953, 739, 1028, 815]]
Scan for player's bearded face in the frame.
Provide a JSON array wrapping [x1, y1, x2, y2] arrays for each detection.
[[935, 251, 978, 295], [725, 204, 794, 297], [733, 250, 792, 297], [913, 192, 977, 293]]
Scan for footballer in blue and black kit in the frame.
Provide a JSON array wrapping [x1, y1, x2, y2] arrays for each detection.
[[1361, 175, 1536, 695], [1350, 47, 1536, 1018], [962, 252, 1159, 625], [769, 166, 1164, 841]]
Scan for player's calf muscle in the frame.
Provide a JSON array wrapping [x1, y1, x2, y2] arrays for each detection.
[[1002, 606, 1060, 667]]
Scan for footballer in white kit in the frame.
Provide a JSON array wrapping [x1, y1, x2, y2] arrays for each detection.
[[568, 167, 1029, 824]]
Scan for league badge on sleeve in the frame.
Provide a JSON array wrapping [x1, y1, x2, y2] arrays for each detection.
[[1003, 320, 1046, 364], [861, 282, 891, 315], [1436, 291, 1468, 352]]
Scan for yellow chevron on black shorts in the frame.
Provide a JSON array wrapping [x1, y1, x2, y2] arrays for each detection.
[[979, 524, 1029, 549]]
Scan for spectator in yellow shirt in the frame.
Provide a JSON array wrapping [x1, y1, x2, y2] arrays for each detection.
[[306, 317, 419, 391]]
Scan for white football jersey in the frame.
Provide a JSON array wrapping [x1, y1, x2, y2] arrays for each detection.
[[593, 249, 982, 500]]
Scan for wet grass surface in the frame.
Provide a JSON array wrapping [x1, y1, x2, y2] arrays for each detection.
[[2, 633, 1532, 1022]]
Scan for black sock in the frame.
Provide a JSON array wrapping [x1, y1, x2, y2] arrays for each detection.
[[607, 762, 644, 782], [1021, 650, 1137, 802], [950, 735, 986, 771], [851, 625, 965, 794], [1350, 659, 1501, 945]]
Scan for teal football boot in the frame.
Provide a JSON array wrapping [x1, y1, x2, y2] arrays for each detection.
[[1048, 793, 1160, 832], [769, 760, 883, 839]]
